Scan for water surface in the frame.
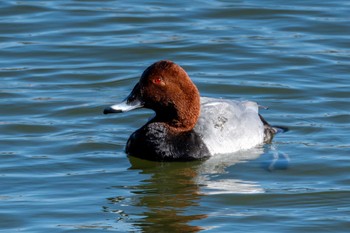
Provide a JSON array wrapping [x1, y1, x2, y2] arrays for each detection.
[[1, 0, 350, 232]]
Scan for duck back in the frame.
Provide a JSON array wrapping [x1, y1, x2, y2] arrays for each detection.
[[195, 97, 265, 155]]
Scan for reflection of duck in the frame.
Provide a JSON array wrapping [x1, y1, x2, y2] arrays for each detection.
[[126, 157, 207, 232], [196, 147, 265, 195], [105, 147, 290, 232], [104, 60, 285, 161]]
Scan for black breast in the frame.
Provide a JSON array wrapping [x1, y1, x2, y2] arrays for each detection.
[[125, 122, 211, 161]]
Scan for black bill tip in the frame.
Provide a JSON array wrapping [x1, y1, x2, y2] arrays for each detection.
[[103, 107, 123, 114]]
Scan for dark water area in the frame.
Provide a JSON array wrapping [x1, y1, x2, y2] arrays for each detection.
[[1, 0, 350, 232]]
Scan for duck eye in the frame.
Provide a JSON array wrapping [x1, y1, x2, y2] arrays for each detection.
[[152, 77, 164, 86]]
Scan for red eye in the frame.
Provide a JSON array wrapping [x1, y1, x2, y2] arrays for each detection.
[[153, 77, 163, 85]]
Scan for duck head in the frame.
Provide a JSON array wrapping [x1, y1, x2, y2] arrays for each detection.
[[104, 60, 201, 132]]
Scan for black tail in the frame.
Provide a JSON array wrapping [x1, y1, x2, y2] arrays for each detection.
[[259, 114, 289, 143], [272, 125, 289, 134]]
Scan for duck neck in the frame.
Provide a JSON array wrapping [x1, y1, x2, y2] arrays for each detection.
[[173, 104, 200, 132], [153, 96, 200, 133]]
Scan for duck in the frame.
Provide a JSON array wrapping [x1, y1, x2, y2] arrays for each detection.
[[104, 60, 280, 161]]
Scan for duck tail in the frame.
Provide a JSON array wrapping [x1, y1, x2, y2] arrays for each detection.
[[259, 114, 289, 143], [271, 125, 289, 134]]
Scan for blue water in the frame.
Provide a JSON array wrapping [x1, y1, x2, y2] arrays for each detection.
[[1, 0, 350, 232]]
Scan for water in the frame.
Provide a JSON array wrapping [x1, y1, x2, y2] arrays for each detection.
[[1, 0, 350, 232]]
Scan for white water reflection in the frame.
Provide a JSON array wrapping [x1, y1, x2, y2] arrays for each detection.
[[202, 179, 264, 194], [196, 147, 266, 194]]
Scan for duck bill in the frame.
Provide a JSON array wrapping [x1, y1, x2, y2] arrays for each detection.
[[103, 83, 143, 114], [103, 99, 143, 114]]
